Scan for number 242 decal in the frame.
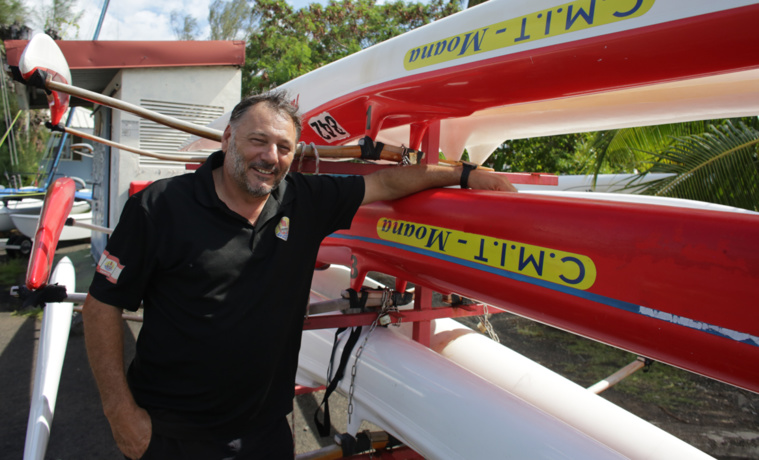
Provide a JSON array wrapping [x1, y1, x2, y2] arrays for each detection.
[[308, 112, 350, 143]]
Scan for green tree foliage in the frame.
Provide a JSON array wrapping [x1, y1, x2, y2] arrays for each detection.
[[0, 0, 28, 39], [466, 0, 488, 8], [0, 110, 52, 188], [208, 0, 253, 40], [632, 120, 759, 211], [35, 0, 83, 39], [170, 11, 200, 40], [484, 133, 590, 175], [0, 0, 25, 26], [587, 119, 758, 176], [486, 117, 759, 210], [244, 0, 459, 94]]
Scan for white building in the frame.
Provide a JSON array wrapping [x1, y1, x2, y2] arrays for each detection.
[[6, 39, 245, 256]]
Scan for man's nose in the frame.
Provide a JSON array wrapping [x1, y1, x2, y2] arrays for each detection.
[[260, 143, 278, 163]]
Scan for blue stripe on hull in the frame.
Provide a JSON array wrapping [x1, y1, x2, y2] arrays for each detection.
[[330, 234, 759, 348]]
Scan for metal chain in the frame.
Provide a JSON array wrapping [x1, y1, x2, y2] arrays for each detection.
[[401, 145, 411, 165], [478, 304, 500, 343], [347, 288, 393, 424]]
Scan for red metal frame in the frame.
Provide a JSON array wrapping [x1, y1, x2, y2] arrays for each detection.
[[303, 303, 490, 331]]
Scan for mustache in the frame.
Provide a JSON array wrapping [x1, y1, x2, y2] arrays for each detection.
[[248, 161, 278, 173]]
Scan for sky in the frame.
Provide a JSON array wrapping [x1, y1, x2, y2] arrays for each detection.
[[25, 0, 320, 41]]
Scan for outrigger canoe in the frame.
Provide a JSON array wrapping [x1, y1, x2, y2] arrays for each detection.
[[277, 0, 759, 394], [15, 0, 759, 458]]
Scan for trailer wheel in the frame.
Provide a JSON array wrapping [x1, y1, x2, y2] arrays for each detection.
[[18, 237, 32, 257], [5, 234, 20, 258]]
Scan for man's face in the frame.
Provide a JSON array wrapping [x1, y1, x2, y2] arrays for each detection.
[[221, 103, 297, 198]]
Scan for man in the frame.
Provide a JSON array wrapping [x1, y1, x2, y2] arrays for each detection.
[[83, 91, 516, 459]]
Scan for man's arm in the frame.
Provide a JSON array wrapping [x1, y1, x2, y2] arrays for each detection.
[[362, 163, 517, 205], [82, 295, 151, 459]]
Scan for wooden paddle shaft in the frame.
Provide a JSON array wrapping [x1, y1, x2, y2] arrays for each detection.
[[64, 127, 210, 163], [48, 78, 420, 163], [46, 78, 223, 141], [67, 125, 414, 164]]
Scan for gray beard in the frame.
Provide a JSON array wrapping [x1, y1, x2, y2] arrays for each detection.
[[227, 138, 289, 198]]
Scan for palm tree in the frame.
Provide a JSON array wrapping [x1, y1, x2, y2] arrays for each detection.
[[631, 120, 759, 211], [589, 118, 759, 211]]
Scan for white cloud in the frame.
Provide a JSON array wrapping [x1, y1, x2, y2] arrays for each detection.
[[25, 0, 349, 41], [26, 0, 214, 40]]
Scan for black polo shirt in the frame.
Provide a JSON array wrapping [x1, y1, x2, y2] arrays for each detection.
[[89, 151, 364, 439]]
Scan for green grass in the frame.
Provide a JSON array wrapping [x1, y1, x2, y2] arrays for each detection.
[[11, 306, 43, 320], [0, 257, 26, 286], [508, 319, 704, 410]]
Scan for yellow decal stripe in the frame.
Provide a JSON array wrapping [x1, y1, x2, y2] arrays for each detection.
[[377, 218, 597, 290], [404, 0, 655, 70]]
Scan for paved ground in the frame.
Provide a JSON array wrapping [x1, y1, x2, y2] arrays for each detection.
[[0, 243, 358, 459], [0, 310, 346, 459], [1, 243, 757, 459]]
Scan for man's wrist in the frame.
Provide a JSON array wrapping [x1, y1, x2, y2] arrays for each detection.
[[460, 162, 478, 189]]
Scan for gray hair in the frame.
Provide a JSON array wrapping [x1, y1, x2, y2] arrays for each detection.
[[229, 90, 302, 142]]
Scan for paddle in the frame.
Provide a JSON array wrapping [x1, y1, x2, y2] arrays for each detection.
[[61, 125, 418, 164], [59, 126, 210, 163], [45, 80, 421, 162], [18, 34, 422, 164]]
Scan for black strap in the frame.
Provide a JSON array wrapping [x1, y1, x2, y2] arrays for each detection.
[[314, 325, 363, 437], [359, 136, 384, 161], [460, 162, 477, 189], [9, 66, 24, 84], [24, 69, 52, 94], [17, 284, 68, 309], [313, 289, 369, 437], [347, 288, 370, 311], [46, 121, 65, 132]]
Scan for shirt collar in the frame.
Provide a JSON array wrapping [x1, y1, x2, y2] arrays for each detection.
[[194, 150, 294, 226]]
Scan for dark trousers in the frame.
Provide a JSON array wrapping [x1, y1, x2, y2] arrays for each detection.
[[132, 417, 294, 460]]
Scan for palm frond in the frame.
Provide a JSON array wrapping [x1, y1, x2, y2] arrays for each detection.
[[633, 121, 759, 211]]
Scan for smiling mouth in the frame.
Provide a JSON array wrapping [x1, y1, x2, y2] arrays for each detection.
[[251, 165, 275, 176]]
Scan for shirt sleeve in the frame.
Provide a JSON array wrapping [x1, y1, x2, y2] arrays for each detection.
[[88, 194, 160, 311], [301, 174, 365, 238]]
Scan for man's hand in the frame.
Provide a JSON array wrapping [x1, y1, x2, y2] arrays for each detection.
[[108, 404, 152, 459], [83, 295, 151, 459], [467, 169, 518, 192]]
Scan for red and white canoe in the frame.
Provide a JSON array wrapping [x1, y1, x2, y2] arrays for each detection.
[[318, 190, 759, 393], [282, 0, 759, 161], [273, 0, 759, 393]]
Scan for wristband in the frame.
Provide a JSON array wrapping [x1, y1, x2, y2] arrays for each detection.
[[460, 162, 478, 189]]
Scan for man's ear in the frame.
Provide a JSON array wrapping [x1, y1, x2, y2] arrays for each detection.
[[221, 125, 233, 152]]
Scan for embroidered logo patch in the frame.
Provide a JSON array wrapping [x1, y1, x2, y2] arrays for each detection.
[[275, 216, 290, 241], [96, 250, 124, 284]]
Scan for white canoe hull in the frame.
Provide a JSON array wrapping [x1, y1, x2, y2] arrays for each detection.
[[23, 257, 75, 460], [0, 198, 44, 232], [299, 266, 713, 459], [11, 203, 92, 241]]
